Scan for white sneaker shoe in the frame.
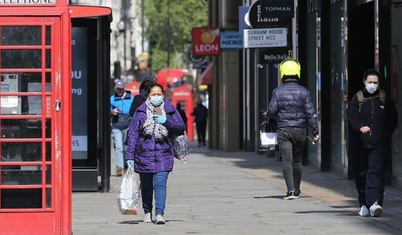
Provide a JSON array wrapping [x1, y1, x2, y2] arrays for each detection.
[[359, 205, 369, 217], [369, 201, 383, 217], [143, 213, 152, 223], [155, 214, 165, 224]]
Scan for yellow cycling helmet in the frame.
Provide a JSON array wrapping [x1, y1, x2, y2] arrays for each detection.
[[279, 58, 301, 80]]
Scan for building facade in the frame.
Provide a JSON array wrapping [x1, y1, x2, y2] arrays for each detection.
[[207, 0, 402, 189], [70, 0, 145, 81]]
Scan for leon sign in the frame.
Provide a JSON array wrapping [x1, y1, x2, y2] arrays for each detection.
[[192, 27, 221, 56]]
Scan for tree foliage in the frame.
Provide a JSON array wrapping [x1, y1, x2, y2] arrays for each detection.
[[142, 0, 208, 74]]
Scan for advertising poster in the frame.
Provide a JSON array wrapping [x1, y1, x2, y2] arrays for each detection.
[[72, 28, 88, 160]]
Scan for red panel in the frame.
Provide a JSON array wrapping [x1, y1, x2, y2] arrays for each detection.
[[0, 8, 66, 16], [0, 13, 70, 235], [0, 213, 59, 235], [125, 80, 141, 96], [69, 5, 112, 18], [197, 62, 213, 85], [171, 86, 194, 142], [156, 69, 187, 91], [61, 11, 73, 235]]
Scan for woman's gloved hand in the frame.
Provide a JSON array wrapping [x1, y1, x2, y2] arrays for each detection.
[[153, 115, 167, 124], [126, 160, 134, 168]]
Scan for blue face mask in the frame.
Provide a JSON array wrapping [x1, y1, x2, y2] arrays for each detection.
[[150, 96, 163, 107]]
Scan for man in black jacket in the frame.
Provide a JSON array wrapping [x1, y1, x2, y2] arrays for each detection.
[[264, 58, 320, 200], [348, 69, 398, 217], [191, 101, 208, 147]]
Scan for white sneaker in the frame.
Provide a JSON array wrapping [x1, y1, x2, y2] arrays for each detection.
[[359, 205, 369, 217], [155, 214, 165, 224], [143, 213, 152, 223], [369, 201, 383, 217]]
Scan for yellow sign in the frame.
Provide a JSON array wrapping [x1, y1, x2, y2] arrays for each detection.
[[198, 85, 208, 90]]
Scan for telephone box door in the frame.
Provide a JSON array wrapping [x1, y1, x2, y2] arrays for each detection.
[[0, 17, 65, 234]]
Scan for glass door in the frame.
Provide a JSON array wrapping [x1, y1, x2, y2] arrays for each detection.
[[0, 17, 62, 234]]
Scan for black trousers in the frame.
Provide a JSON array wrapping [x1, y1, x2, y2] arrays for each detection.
[[351, 144, 390, 207], [277, 127, 306, 193], [196, 121, 207, 145]]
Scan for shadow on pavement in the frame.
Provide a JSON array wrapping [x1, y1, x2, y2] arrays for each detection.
[[189, 141, 402, 232]]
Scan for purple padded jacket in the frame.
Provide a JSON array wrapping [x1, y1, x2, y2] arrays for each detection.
[[125, 99, 186, 173]]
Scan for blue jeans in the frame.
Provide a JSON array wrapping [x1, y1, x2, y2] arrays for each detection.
[[277, 127, 306, 193], [112, 128, 128, 168], [140, 172, 169, 216]]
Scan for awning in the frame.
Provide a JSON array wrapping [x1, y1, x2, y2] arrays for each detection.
[[69, 6, 112, 19], [197, 62, 213, 85]]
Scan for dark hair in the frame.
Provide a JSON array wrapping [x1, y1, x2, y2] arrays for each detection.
[[363, 69, 380, 81], [146, 83, 164, 95], [139, 76, 157, 91]]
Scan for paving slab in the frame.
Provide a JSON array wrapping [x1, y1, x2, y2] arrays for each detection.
[[72, 145, 402, 235]]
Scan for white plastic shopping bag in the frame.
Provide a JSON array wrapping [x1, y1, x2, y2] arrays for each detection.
[[117, 166, 140, 215], [259, 119, 279, 151]]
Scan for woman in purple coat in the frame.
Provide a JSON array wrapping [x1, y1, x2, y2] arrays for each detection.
[[125, 83, 186, 224]]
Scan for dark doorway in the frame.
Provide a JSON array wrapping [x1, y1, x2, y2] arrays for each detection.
[[348, 2, 374, 97]]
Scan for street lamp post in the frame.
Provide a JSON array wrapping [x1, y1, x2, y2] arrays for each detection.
[[167, 0, 171, 85], [117, 20, 127, 81], [141, 0, 145, 52]]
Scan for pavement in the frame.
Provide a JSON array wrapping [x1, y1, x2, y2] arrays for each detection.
[[72, 143, 402, 235]]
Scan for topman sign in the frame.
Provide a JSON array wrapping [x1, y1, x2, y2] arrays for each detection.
[[0, 0, 56, 4], [260, 0, 294, 18]]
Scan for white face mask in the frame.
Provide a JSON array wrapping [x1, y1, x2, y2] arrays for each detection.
[[365, 83, 378, 94]]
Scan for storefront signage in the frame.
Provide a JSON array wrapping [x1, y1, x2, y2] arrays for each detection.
[[243, 28, 287, 48], [248, 0, 291, 28], [187, 47, 208, 68], [0, 0, 56, 4], [192, 27, 220, 56], [259, 47, 291, 63], [260, 0, 294, 18], [220, 31, 243, 50], [238, 6, 251, 34], [193, 61, 208, 69]]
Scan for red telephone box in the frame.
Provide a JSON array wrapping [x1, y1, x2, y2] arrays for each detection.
[[0, 1, 111, 234], [171, 85, 194, 142]]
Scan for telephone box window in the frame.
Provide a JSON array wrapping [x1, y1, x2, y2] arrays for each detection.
[[1, 26, 41, 46], [1, 49, 42, 68], [0, 142, 43, 162], [0, 73, 51, 93], [1, 119, 48, 138], [46, 49, 51, 68], [1, 189, 42, 209], [46, 26, 51, 46], [46, 188, 51, 208], [1, 165, 50, 185]]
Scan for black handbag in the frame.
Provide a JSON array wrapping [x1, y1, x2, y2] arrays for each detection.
[[258, 118, 279, 152]]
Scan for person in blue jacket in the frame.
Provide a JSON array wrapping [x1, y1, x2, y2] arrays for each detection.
[[110, 80, 134, 176], [126, 83, 185, 224], [264, 58, 320, 200]]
